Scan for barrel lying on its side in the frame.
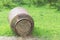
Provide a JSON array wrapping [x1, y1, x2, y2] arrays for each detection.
[[8, 7, 34, 36]]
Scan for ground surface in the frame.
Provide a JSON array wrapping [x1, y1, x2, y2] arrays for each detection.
[[0, 36, 52, 40], [0, 36, 41, 40], [0, 5, 60, 40]]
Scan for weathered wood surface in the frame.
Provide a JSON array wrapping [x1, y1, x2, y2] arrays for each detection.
[[8, 7, 34, 36]]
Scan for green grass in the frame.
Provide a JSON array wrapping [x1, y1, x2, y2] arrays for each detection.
[[0, 5, 60, 40], [0, 9, 16, 36]]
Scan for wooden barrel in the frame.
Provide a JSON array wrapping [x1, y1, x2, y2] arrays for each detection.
[[8, 7, 34, 36]]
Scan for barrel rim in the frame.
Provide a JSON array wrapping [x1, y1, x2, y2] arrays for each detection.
[[15, 18, 33, 36]]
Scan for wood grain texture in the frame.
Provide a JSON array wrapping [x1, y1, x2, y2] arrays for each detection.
[[8, 7, 34, 36]]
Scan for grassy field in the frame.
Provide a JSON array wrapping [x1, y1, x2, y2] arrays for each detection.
[[0, 5, 60, 40]]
